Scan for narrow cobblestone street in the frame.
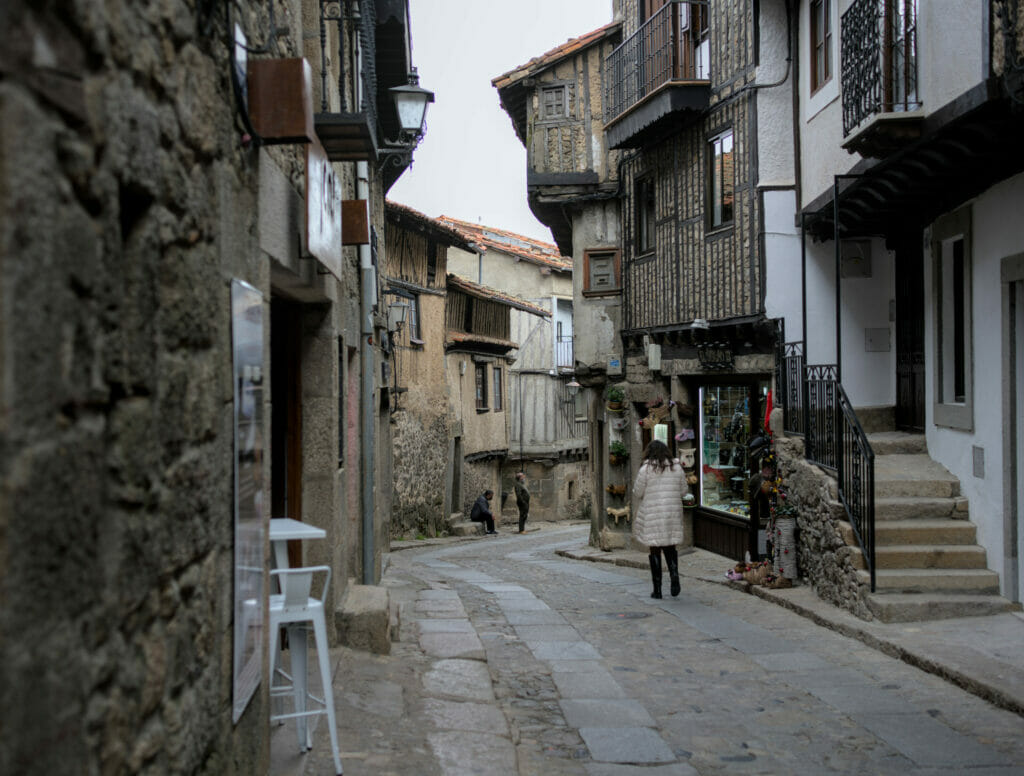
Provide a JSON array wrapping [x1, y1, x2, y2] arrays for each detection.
[[287, 524, 1024, 775]]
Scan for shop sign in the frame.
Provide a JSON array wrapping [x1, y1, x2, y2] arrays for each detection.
[[306, 138, 343, 281]]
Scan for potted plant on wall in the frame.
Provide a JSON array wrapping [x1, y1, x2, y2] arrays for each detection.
[[606, 386, 625, 411], [609, 439, 629, 465]]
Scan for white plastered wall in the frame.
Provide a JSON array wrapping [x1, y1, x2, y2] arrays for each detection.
[[925, 172, 1024, 601]]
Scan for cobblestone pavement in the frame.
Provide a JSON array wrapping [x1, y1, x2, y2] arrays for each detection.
[[289, 524, 1024, 775]]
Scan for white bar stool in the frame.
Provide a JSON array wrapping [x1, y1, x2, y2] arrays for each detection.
[[269, 565, 342, 775]]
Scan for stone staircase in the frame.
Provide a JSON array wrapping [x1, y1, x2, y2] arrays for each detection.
[[843, 431, 1018, 622]]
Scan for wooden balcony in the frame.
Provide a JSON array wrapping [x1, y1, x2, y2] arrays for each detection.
[[603, 1, 710, 149]]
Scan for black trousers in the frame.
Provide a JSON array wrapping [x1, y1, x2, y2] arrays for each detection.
[[472, 515, 495, 532], [517, 505, 528, 532]]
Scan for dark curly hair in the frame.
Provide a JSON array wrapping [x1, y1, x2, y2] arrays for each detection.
[[642, 440, 677, 472]]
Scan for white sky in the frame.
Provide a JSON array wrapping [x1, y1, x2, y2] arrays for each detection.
[[387, 0, 614, 247]]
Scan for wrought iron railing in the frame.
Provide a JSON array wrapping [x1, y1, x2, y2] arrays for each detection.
[[805, 364, 839, 469], [802, 363, 876, 591], [841, 0, 920, 136], [604, 0, 710, 124], [781, 342, 805, 436], [319, 0, 378, 129], [837, 382, 876, 592], [556, 336, 574, 369]]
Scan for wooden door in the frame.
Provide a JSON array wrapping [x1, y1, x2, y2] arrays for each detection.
[[895, 236, 925, 431]]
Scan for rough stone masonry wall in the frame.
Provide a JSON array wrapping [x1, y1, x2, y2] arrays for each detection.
[[774, 438, 875, 621], [391, 409, 450, 538], [0, 2, 276, 773]]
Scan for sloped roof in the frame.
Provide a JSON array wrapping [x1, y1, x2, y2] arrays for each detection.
[[438, 216, 571, 273], [491, 21, 621, 90], [446, 273, 551, 318], [385, 200, 474, 250]]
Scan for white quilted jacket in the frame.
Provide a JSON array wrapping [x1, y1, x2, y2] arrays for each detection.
[[631, 459, 687, 548]]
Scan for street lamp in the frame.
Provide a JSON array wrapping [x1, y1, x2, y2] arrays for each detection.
[[389, 73, 434, 140], [566, 378, 582, 397]]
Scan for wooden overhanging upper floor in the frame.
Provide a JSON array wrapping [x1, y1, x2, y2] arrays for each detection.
[[445, 273, 551, 352], [384, 200, 474, 292]]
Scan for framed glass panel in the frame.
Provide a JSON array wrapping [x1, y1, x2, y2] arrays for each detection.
[[697, 383, 768, 518]]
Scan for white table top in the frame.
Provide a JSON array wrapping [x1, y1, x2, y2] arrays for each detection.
[[269, 518, 326, 542]]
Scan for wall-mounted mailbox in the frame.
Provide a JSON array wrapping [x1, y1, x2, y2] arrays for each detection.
[[342, 200, 370, 246], [247, 58, 315, 144]]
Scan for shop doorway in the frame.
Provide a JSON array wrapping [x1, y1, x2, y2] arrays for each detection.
[[271, 297, 303, 567]]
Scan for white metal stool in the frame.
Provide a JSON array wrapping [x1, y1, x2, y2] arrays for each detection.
[[269, 566, 342, 775]]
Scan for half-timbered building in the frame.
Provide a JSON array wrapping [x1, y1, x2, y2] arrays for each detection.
[[497, 0, 800, 557], [445, 274, 552, 519]]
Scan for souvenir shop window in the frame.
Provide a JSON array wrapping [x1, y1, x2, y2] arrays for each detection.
[[698, 383, 768, 518]]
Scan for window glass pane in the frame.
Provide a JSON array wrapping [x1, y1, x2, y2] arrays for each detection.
[[710, 131, 734, 227], [698, 384, 766, 519], [493, 367, 503, 411]]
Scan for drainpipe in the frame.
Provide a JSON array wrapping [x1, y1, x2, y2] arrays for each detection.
[[357, 160, 376, 584]]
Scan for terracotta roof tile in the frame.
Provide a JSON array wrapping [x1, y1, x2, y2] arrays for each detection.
[[437, 216, 571, 272], [446, 273, 551, 317], [491, 21, 621, 90]]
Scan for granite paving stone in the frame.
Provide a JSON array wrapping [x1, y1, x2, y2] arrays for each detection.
[[578, 727, 677, 764], [560, 699, 657, 728]]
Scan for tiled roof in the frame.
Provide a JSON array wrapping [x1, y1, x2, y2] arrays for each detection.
[[446, 273, 551, 318], [437, 216, 571, 272], [385, 200, 474, 250], [491, 21, 621, 90], [445, 331, 517, 349]]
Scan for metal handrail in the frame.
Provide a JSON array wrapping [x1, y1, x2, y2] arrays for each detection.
[[604, 1, 710, 124], [781, 342, 805, 436], [802, 363, 876, 592]]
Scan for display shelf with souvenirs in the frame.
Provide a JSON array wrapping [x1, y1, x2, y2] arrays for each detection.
[[698, 384, 763, 518]]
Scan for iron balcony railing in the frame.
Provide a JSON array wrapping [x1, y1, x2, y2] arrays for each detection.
[[604, 0, 710, 124], [841, 0, 920, 136], [556, 336, 574, 369], [803, 363, 876, 591], [319, 0, 379, 129]]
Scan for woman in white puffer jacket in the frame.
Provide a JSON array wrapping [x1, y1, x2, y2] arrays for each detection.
[[632, 440, 688, 599]]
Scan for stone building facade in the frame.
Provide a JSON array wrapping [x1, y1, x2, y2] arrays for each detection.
[[0, 0, 428, 771]]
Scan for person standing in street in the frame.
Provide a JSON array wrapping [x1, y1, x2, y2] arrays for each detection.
[[470, 489, 497, 534], [631, 440, 687, 598], [514, 471, 531, 534]]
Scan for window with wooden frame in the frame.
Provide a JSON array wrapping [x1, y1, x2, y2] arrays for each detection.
[[492, 366, 503, 412], [583, 249, 621, 295], [810, 0, 832, 93], [475, 363, 488, 410], [541, 85, 567, 120], [636, 176, 656, 255], [708, 129, 735, 229], [405, 294, 422, 343], [426, 240, 438, 285]]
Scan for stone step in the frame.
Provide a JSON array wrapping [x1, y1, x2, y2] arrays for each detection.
[[448, 521, 484, 537], [876, 496, 969, 521], [841, 518, 978, 546], [867, 431, 928, 455], [874, 454, 960, 498], [849, 544, 989, 570], [863, 592, 1021, 623], [857, 568, 1001, 594]]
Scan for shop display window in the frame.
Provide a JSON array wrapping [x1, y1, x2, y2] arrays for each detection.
[[698, 383, 768, 518]]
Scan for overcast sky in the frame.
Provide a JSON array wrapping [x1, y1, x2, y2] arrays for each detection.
[[387, 0, 614, 246]]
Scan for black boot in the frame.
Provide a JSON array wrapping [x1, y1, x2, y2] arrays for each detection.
[[649, 549, 663, 599], [665, 546, 680, 597]]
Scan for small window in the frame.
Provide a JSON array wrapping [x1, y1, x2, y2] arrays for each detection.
[[810, 0, 832, 93], [541, 86, 567, 120], [406, 294, 421, 343], [475, 363, 488, 410], [708, 130, 735, 229], [426, 241, 438, 285], [493, 366, 503, 412], [636, 177, 656, 255], [932, 206, 973, 430], [584, 249, 621, 294]]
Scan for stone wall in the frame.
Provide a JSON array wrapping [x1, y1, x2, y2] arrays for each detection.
[[462, 461, 498, 518], [774, 437, 874, 620], [392, 409, 450, 537]]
